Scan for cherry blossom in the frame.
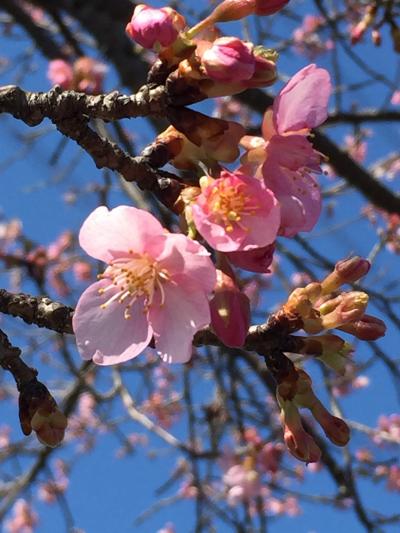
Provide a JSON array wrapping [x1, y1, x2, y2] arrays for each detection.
[[73, 206, 216, 365], [191, 170, 280, 252]]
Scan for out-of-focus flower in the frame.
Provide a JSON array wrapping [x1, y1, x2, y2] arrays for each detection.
[[266, 495, 301, 516], [157, 523, 176, 533], [0, 425, 11, 448], [391, 91, 400, 105], [73, 57, 107, 94], [38, 459, 69, 503], [292, 15, 333, 59], [223, 461, 262, 506], [73, 206, 216, 365], [47, 59, 74, 90], [5, 499, 38, 533], [48, 57, 106, 94]]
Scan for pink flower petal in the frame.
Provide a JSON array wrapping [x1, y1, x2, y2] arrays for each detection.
[[72, 280, 153, 365], [273, 64, 331, 134], [149, 279, 211, 363], [156, 233, 216, 294], [78, 205, 165, 262]]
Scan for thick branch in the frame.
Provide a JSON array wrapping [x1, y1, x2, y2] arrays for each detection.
[[0, 84, 167, 126], [0, 289, 74, 334], [0, 85, 182, 209]]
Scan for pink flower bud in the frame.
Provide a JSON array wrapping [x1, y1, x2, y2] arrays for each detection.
[[47, 59, 74, 90], [126, 4, 186, 49], [296, 334, 352, 374], [31, 407, 68, 448], [226, 243, 275, 273], [280, 401, 321, 463], [255, 0, 290, 16], [245, 47, 277, 87], [322, 256, 370, 293], [311, 402, 350, 446], [338, 314, 386, 340], [318, 291, 369, 330], [335, 256, 370, 283], [201, 37, 255, 83], [209, 0, 255, 23], [210, 269, 250, 347]]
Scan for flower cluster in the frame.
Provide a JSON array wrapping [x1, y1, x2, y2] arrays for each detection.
[[68, 2, 387, 464], [274, 256, 386, 462]]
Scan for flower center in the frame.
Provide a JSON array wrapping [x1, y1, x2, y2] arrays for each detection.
[[208, 178, 259, 232], [97, 251, 170, 319]]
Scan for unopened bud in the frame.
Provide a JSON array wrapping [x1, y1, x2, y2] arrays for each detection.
[[210, 269, 250, 347], [208, 0, 255, 23], [319, 291, 369, 330], [338, 314, 386, 341], [311, 402, 350, 446], [280, 399, 321, 463], [246, 46, 277, 87], [321, 256, 370, 294], [31, 407, 68, 448], [201, 37, 255, 83], [255, 0, 290, 15], [295, 334, 352, 374], [226, 242, 275, 273], [18, 379, 67, 447], [126, 4, 186, 49]]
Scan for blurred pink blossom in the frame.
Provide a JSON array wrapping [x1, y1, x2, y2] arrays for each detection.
[[5, 499, 38, 533], [293, 15, 333, 59]]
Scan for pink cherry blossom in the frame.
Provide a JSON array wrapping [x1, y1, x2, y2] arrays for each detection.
[[5, 499, 38, 533], [126, 4, 185, 49], [72, 206, 216, 365], [47, 59, 74, 90], [201, 37, 255, 83], [262, 135, 322, 236], [271, 63, 332, 135], [191, 170, 280, 252], [387, 465, 400, 492], [391, 90, 400, 105], [293, 15, 334, 59], [73, 57, 107, 94], [223, 463, 261, 506]]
